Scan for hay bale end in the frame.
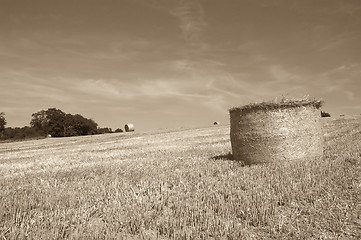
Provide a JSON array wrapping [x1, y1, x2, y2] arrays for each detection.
[[124, 123, 135, 132]]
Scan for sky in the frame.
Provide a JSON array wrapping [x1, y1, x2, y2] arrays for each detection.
[[1, 0, 361, 132]]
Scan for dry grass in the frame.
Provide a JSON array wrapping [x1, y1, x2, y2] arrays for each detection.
[[0, 117, 360, 239], [229, 97, 323, 114]]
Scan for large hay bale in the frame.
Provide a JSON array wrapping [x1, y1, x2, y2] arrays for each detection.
[[229, 98, 323, 165], [124, 123, 135, 132]]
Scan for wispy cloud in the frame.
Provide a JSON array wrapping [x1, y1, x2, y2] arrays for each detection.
[[169, 59, 195, 72], [268, 65, 303, 84], [74, 78, 209, 101], [53, 37, 151, 61], [170, 0, 207, 47], [316, 71, 358, 101]]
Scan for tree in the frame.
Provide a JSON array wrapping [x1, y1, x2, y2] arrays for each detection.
[[46, 108, 66, 137], [321, 111, 331, 117], [63, 114, 78, 137], [2, 126, 44, 140], [0, 112, 6, 138], [114, 128, 123, 133], [30, 108, 66, 137], [30, 108, 98, 137], [30, 110, 49, 134], [64, 114, 98, 136], [97, 127, 113, 134]]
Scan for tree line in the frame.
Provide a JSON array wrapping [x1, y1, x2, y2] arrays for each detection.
[[0, 108, 123, 141]]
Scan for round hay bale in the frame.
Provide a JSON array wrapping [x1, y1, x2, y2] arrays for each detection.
[[124, 123, 135, 132], [229, 98, 323, 165], [214, 121, 220, 125]]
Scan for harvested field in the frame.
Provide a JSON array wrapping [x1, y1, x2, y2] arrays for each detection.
[[0, 117, 360, 239]]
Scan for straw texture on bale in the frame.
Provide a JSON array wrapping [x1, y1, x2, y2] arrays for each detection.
[[124, 123, 135, 132], [229, 98, 323, 165]]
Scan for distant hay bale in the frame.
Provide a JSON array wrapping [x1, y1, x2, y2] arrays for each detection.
[[124, 123, 135, 132], [229, 98, 323, 165], [214, 121, 220, 125]]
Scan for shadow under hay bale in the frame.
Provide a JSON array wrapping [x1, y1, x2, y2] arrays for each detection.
[[124, 123, 135, 132], [211, 152, 234, 161], [229, 98, 324, 165]]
